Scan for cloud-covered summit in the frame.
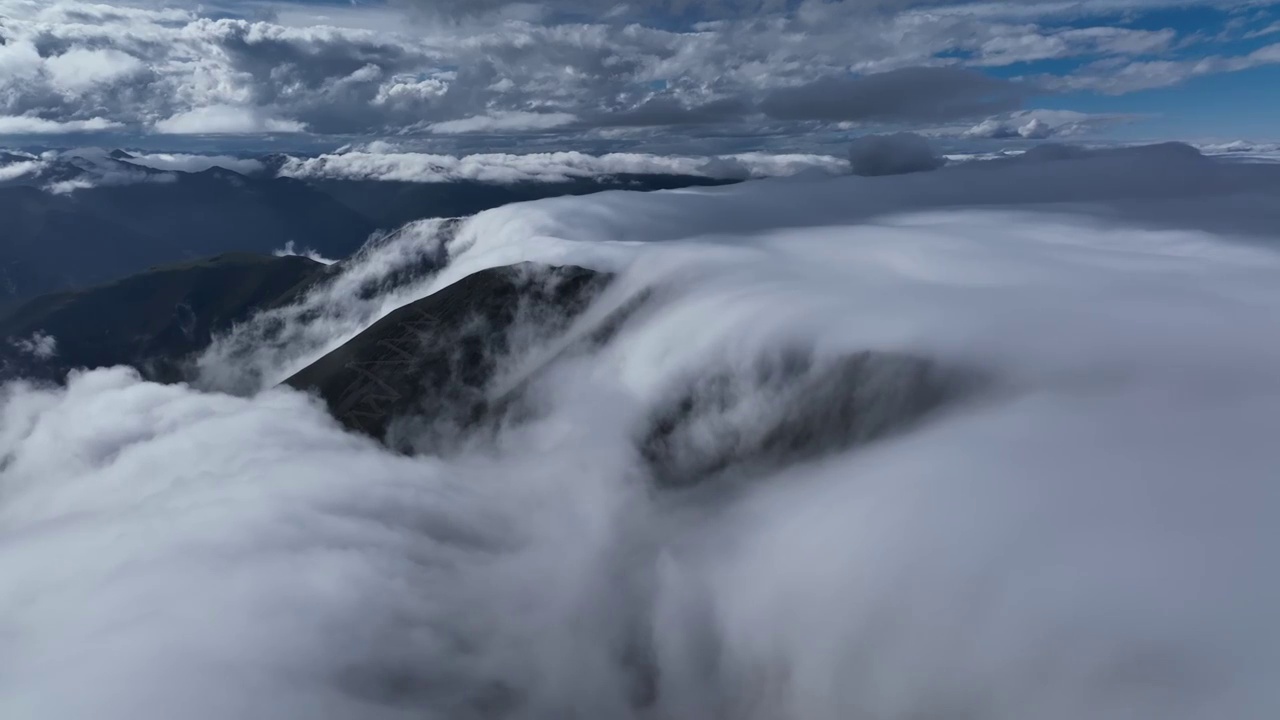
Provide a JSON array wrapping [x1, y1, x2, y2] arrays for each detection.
[[0, 0, 1276, 147], [4, 143, 1280, 718]]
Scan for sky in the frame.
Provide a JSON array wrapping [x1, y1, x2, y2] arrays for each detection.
[[0, 0, 1276, 153]]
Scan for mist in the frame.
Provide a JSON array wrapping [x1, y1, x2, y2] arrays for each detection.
[[4, 144, 1280, 719]]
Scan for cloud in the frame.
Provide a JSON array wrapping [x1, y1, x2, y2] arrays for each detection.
[[6, 144, 1280, 718], [847, 132, 946, 176], [273, 240, 337, 266], [30, 147, 179, 194], [10, 331, 57, 359], [1042, 42, 1280, 94], [43, 47, 147, 94], [152, 105, 308, 135], [929, 109, 1135, 140], [117, 152, 266, 174], [0, 144, 849, 197], [591, 96, 753, 127], [388, 0, 789, 21], [970, 26, 1176, 67], [276, 149, 848, 184], [760, 67, 1027, 123], [0, 159, 44, 182], [426, 111, 578, 134], [1244, 20, 1280, 39], [0, 116, 122, 134], [0, 0, 1271, 144]]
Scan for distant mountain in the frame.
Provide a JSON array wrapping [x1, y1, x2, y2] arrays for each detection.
[[67, 168, 377, 260], [0, 150, 739, 304], [0, 156, 373, 303], [311, 174, 735, 231], [0, 184, 170, 308], [0, 253, 326, 383]]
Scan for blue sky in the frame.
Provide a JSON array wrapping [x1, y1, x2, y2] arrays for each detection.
[[0, 0, 1275, 152], [975, 4, 1280, 141]]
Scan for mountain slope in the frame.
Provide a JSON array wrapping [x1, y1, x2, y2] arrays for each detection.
[[312, 175, 736, 230], [0, 253, 326, 383], [282, 262, 974, 486], [283, 263, 611, 447]]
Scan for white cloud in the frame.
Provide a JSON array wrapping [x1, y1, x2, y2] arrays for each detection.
[[956, 108, 1135, 139], [0, 116, 122, 134], [152, 105, 308, 134], [0, 159, 45, 181], [119, 152, 265, 174], [0, 0, 1270, 143], [1195, 140, 1280, 163], [31, 147, 180, 193], [43, 47, 146, 94], [277, 149, 847, 184], [426, 111, 579, 134], [272, 240, 337, 266], [1043, 42, 1280, 94], [971, 25, 1176, 66], [6, 145, 1280, 718], [1245, 20, 1280, 39], [10, 331, 57, 359]]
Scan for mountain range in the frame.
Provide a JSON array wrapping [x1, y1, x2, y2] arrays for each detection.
[[0, 149, 733, 305]]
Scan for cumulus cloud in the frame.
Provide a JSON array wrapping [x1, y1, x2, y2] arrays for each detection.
[[42, 47, 147, 94], [426, 111, 578, 134], [152, 105, 308, 135], [760, 67, 1027, 123], [0, 0, 1269, 143], [277, 149, 848, 184], [0, 116, 122, 134], [976, 119, 1053, 140], [0, 144, 850, 196], [933, 109, 1134, 141], [6, 145, 1280, 718], [848, 132, 946, 176], [0, 158, 43, 181], [118, 152, 266, 174]]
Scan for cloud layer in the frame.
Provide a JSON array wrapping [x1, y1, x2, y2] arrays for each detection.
[[5, 145, 1280, 718], [0, 0, 1275, 145]]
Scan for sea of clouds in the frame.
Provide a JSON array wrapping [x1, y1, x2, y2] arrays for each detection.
[[3, 141, 1277, 195], [0, 146, 850, 194], [4, 143, 1280, 719]]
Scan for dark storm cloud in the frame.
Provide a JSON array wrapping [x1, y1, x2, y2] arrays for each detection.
[[759, 66, 1029, 123]]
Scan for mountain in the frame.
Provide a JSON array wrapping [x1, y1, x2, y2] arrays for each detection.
[[0, 150, 741, 304], [0, 162, 374, 303], [0, 184, 170, 308], [283, 262, 975, 486], [68, 168, 378, 260], [311, 174, 736, 231], [0, 253, 326, 383], [283, 263, 611, 450]]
